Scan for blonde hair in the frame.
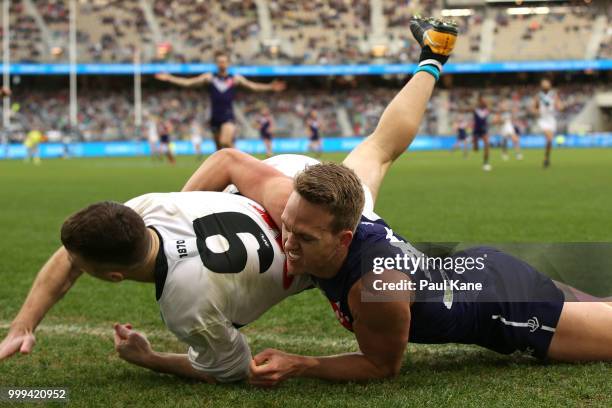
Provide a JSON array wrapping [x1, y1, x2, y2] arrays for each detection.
[[294, 163, 365, 233]]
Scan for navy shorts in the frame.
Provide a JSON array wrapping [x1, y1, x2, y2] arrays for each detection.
[[473, 129, 487, 139], [457, 129, 467, 140], [409, 247, 564, 359], [210, 117, 234, 134]]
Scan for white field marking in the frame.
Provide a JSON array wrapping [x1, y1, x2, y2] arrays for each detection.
[[0, 321, 358, 350]]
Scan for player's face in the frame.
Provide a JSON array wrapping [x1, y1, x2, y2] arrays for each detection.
[[281, 192, 348, 278], [541, 79, 551, 91], [216, 56, 229, 73]]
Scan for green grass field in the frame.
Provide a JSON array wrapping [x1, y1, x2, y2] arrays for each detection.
[[0, 149, 611, 407]]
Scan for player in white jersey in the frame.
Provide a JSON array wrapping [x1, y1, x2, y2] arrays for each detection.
[[147, 115, 160, 160], [533, 79, 562, 168], [499, 102, 523, 161], [190, 119, 204, 160], [450, 110, 470, 158], [2, 17, 453, 384], [0, 189, 311, 383], [125, 191, 312, 381]]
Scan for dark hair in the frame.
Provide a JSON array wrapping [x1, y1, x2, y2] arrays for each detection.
[[294, 163, 365, 233], [214, 51, 229, 60], [61, 201, 148, 266]]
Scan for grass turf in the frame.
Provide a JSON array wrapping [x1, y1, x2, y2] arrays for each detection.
[[0, 148, 611, 407]]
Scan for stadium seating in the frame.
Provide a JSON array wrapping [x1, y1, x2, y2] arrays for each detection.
[[491, 10, 594, 61], [3, 2, 45, 62], [76, 0, 149, 63], [151, 0, 259, 63], [1, 2, 606, 64], [268, 0, 371, 64]]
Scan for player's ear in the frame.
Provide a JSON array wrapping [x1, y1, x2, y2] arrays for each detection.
[[338, 230, 353, 248]]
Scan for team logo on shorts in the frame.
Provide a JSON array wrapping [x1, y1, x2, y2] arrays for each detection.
[[527, 316, 540, 332]]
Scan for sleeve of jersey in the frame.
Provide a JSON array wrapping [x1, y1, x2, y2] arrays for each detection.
[[123, 193, 153, 215], [185, 321, 252, 383]]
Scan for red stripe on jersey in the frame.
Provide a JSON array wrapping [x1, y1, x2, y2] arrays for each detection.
[[330, 300, 354, 331], [249, 203, 295, 289]]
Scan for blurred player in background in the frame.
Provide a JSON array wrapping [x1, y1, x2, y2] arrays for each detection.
[[61, 130, 72, 160], [473, 96, 491, 171], [190, 117, 204, 160], [534, 79, 562, 168], [499, 101, 523, 161], [146, 113, 160, 160], [306, 109, 322, 157], [157, 118, 175, 165], [451, 110, 470, 158], [24, 127, 46, 165], [256, 106, 274, 157], [155, 52, 285, 150], [1, 87, 11, 156]]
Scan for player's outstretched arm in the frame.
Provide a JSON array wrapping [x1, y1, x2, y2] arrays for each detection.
[[155, 72, 212, 87], [0, 247, 83, 361], [249, 271, 411, 385], [182, 148, 292, 227], [234, 75, 285, 92], [113, 323, 216, 383], [343, 17, 457, 204]]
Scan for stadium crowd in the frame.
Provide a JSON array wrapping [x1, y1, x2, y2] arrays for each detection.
[[5, 82, 598, 142], [2, 1, 608, 63]]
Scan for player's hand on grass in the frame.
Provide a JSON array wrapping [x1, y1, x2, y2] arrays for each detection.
[[0, 322, 36, 361], [113, 323, 153, 366], [248, 348, 305, 387]]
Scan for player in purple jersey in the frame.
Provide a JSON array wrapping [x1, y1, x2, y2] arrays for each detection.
[[180, 17, 612, 386], [157, 119, 175, 165], [155, 52, 285, 151], [473, 96, 492, 171], [306, 109, 322, 157], [450, 110, 470, 158], [256, 106, 274, 157]]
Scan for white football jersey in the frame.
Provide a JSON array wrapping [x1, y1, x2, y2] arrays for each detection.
[[125, 191, 312, 382], [147, 121, 158, 143], [538, 90, 557, 120]]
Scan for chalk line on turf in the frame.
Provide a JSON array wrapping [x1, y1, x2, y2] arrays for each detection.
[[0, 321, 357, 350]]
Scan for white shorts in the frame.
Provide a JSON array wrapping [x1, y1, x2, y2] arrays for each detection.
[[191, 135, 202, 145], [501, 122, 515, 138], [538, 117, 556, 134], [224, 154, 375, 216]]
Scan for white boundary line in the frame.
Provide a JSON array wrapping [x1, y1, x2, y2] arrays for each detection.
[[0, 321, 358, 350]]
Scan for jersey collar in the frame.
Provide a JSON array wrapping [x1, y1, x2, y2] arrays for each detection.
[[149, 226, 168, 301]]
